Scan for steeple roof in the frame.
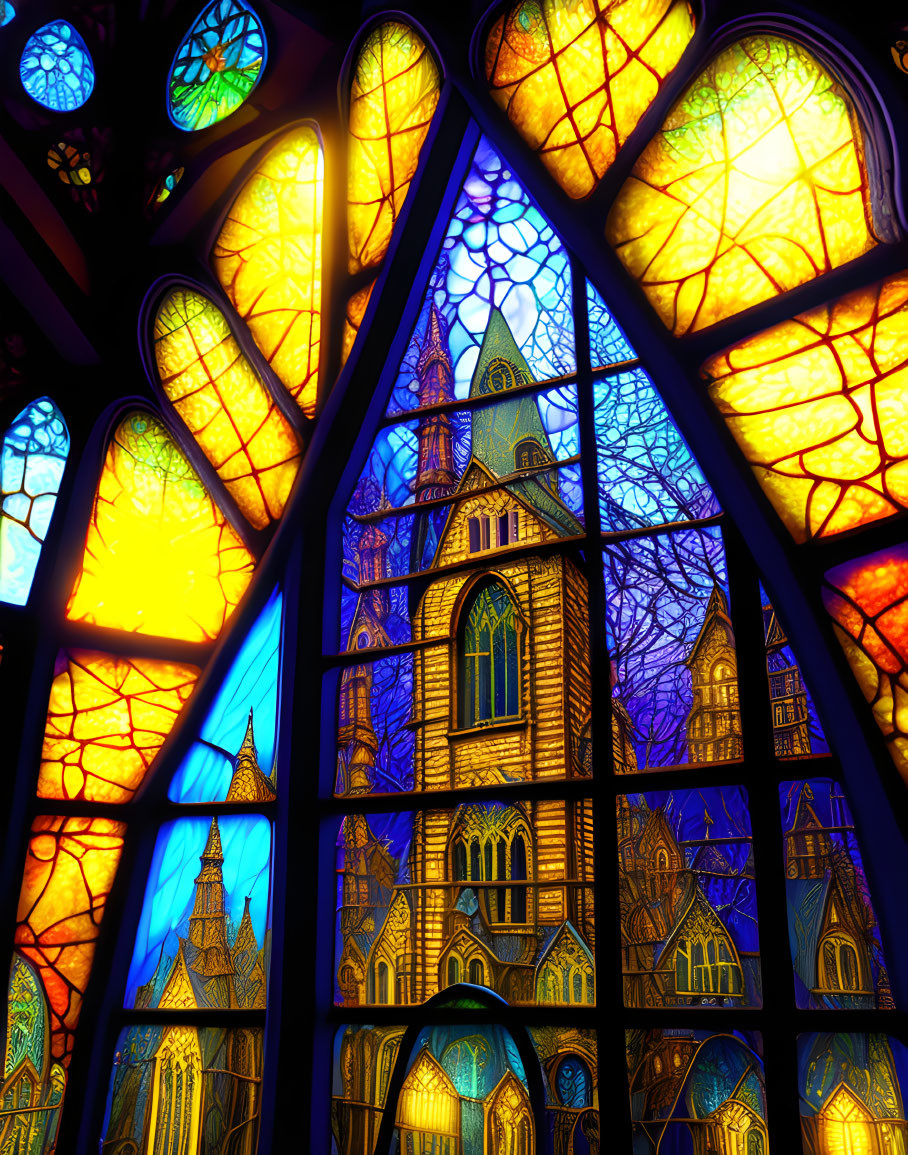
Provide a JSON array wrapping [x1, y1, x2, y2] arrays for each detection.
[[226, 710, 277, 802]]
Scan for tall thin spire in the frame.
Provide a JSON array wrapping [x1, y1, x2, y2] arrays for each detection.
[[226, 709, 277, 803], [185, 816, 237, 1007]]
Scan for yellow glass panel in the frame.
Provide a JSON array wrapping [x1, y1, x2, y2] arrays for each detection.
[[607, 35, 877, 335], [66, 410, 254, 643], [703, 274, 908, 542], [154, 287, 302, 529], [486, 0, 695, 198], [15, 816, 125, 1064], [341, 280, 375, 367], [348, 21, 440, 275], [212, 125, 323, 416], [37, 650, 200, 803]]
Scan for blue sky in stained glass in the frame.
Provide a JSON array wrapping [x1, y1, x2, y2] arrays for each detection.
[[604, 527, 731, 769], [20, 21, 94, 111], [387, 136, 574, 415], [169, 587, 282, 802], [336, 653, 415, 794], [587, 280, 634, 367], [125, 814, 271, 1007], [760, 583, 828, 758], [1, 398, 69, 606]]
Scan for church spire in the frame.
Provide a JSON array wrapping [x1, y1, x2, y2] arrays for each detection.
[[185, 816, 237, 1007], [226, 710, 277, 803], [413, 304, 456, 505]]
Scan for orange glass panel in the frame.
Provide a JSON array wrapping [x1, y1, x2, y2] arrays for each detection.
[[154, 286, 302, 529], [15, 816, 125, 1064], [823, 545, 908, 784], [66, 410, 254, 643], [37, 650, 200, 803], [341, 280, 375, 367], [347, 21, 440, 274], [486, 0, 695, 199], [703, 274, 908, 542], [212, 125, 323, 416], [607, 35, 876, 335]]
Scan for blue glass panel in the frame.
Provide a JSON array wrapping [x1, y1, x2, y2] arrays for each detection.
[[628, 1029, 766, 1143], [125, 814, 271, 1009], [1, 2, 15, 27], [336, 652, 415, 794], [20, 21, 94, 111], [761, 583, 829, 758], [798, 1034, 908, 1147], [586, 280, 634, 367], [0, 398, 69, 606], [388, 136, 575, 415], [595, 368, 718, 531], [167, 0, 266, 131], [604, 527, 738, 770], [619, 786, 762, 1007], [781, 779, 892, 1010], [169, 587, 282, 802]]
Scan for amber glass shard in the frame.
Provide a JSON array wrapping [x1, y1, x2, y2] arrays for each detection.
[[485, 0, 695, 199], [703, 274, 908, 541], [823, 545, 908, 785], [341, 280, 375, 367], [347, 21, 440, 274], [15, 816, 125, 1064], [154, 286, 302, 529], [37, 650, 200, 803], [607, 36, 877, 335], [212, 125, 323, 416], [66, 410, 254, 643]]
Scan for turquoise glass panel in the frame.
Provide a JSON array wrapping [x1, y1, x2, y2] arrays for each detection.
[[167, 0, 266, 132], [1, 2, 15, 27], [587, 280, 634, 368], [20, 21, 94, 111], [168, 587, 282, 802], [0, 398, 69, 606]]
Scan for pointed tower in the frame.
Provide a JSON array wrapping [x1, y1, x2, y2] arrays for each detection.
[[226, 711, 277, 803], [684, 585, 742, 764], [230, 896, 266, 1010], [184, 817, 237, 1008], [763, 597, 812, 756], [414, 305, 456, 503]]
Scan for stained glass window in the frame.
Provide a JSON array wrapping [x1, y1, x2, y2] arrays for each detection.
[[2, 3, 906, 1152], [20, 21, 95, 112], [607, 35, 878, 334], [0, 397, 69, 606], [485, 0, 696, 198], [167, 0, 267, 132]]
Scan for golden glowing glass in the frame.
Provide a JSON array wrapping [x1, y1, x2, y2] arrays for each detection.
[[15, 816, 125, 1063], [347, 21, 440, 274], [607, 35, 877, 335], [486, 0, 695, 198], [341, 280, 375, 366], [703, 274, 908, 542], [37, 650, 200, 803], [212, 125, 323, 416], [154, 287, 302, 528], [66, 410, 255, 643]]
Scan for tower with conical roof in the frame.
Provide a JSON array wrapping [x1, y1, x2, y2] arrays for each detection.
[[414, 305, 456, 504], [184, 816, 237, 1009], [226, 711, 277, 803], [685, 585, 742, 764]]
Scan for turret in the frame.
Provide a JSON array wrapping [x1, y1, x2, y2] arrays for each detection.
[[226, 711, 277, 803], [186, 816, 237, 1007]]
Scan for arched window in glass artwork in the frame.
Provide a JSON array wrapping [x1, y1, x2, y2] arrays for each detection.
[[555, 1055, 592, 1109], [460, 581, 521, 727], [20, 20, 94, 111], [469, 958, 485, 986]]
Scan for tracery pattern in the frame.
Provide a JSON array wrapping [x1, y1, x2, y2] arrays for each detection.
[[607, 36, 877, 335], [604, 527, 739, 770], [347, 21, 440, 274], [587, 280, 634, 369], [153, 286, 302, 528], [19, 20, 94, 112], [212, 125, 323, 415], [15, 817, 125, 1064], [341, 281, 375, 367], [66, 410, 254, 643], [703, 273, 908, 541], [167, 0, 266, 132], [780, 779, 891, 1010], [822, 545, 908, 785], [618, 787, 761, 1008], [485, 0, 695, 198], [126, 816, 271, 1011], [388, 137, 575, 414], [169, 588, 282, 802], [37, 651, 200, 803], [0, 397, 69, 606]]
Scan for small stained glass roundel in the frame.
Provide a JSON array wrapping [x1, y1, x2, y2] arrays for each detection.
[[19, 20, 95, 112], [167, 0, 267, 132]]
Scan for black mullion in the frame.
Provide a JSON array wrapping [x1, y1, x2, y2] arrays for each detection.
[[723, 520, 804, 1146]]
